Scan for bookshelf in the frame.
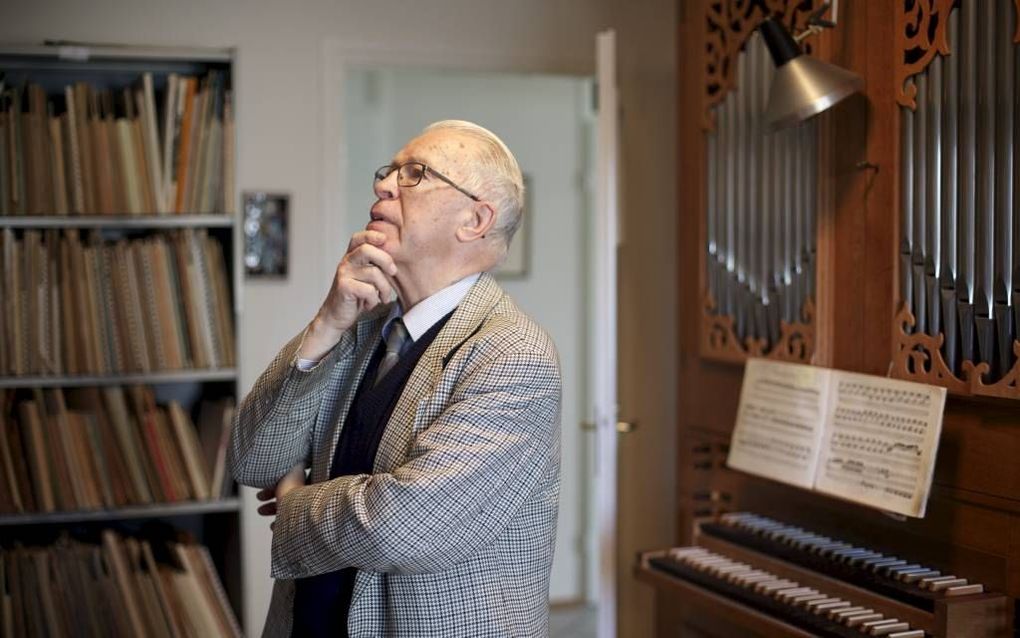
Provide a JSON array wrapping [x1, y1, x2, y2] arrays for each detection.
[[0, 43, 244, 634], [0, 497, 241, 527], [0, 214, 234, 228], [0, 368, 237, 389]]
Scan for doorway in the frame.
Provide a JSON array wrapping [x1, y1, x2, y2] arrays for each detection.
[[340, 66, 598, 634]]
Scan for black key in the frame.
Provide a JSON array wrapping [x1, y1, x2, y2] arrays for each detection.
[[700, 520, 939, 610]]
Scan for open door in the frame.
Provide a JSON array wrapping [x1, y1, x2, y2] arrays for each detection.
[[591, 25, 676, 638], [593, 28, 620, 638]]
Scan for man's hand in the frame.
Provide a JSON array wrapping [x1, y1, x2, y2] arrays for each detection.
[[299, 230, 398, 360], [256, 464, 308, 530]]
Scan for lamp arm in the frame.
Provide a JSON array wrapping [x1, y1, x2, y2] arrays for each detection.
[[795, 1, 839, 42]]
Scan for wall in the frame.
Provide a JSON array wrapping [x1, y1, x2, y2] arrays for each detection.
[[0, 0, 676, 634]]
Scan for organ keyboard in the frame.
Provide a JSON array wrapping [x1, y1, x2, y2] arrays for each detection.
[[637, 513, 1012, 637]]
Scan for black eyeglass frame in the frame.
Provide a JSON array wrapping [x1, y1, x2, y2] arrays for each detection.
[[374, 162, 481, 202]]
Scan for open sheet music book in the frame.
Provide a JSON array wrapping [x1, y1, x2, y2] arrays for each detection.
[[726, 359, 948, 518]]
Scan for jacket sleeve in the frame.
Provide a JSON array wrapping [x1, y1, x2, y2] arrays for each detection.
[[269, 344, 561, 579], [228, 325, 358, 489]]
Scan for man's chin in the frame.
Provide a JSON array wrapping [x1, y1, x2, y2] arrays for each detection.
[[365, 222, 397, 248], [366, 220, 396, 235]]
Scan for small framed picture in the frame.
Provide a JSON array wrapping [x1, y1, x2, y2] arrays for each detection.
[[243, 191, 289, 278], [494, 175, 531, 279]]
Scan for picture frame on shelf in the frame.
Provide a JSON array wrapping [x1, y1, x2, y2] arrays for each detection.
[[494, 174, 531, 279]]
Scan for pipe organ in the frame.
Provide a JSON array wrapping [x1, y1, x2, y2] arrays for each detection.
[[705, 31, 819, 360], [655, 1, 1020, 636], [894, 0, 1020, 399]]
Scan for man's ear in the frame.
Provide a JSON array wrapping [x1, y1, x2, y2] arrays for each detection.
[[456, 201, 498, 242]]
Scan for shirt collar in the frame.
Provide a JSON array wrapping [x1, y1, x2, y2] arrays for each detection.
[[382, 272, 481, 343]]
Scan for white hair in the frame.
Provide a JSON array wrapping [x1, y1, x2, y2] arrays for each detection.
[[422, 120, 525, 247]]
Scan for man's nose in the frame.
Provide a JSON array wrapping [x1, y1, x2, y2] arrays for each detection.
[[373, 170, 399, 200]]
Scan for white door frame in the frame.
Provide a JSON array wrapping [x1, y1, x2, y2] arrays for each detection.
[[312, 32, 614, 621], [593, 29, 620, 638]]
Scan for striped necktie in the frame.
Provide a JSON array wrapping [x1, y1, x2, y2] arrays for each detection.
[[374, 319, 409, 386]]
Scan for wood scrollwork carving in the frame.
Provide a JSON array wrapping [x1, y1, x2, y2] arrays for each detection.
[[1016, 0, 1020, 42], [890, 303, 1020, 398], [890, 304, 969, 393], [895, 0, 955, 110], [702, 293, 815, 364], [705, 0, 823, 130], [702, 294, 754, 364], [770, 298, 815, 362]]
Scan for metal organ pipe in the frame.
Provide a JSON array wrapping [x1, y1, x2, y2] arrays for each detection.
[[899, 2, 1020, 381], [926, 53, 943, 339], [940, 8, 960, 373], [993, 0, 1015, 376], [704, 33, 819, 354], [958, 0, 977, 368], [974, 1, 996, 371], [913, 72, 929, 337]]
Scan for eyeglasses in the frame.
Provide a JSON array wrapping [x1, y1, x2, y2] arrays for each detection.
[[374, 162, 480, 201]]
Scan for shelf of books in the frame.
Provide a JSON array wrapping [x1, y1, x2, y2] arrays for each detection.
[[0, 214, 235, 228], [0, 44, 245, 636]]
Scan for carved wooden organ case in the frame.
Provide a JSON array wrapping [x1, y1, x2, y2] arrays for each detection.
[[891, 0, 1020, 399], [669, 0, 1020, 636], [700, 0, 822, 364]]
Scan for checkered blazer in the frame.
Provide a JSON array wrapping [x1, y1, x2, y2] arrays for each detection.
[[229, 273, 562, 637]]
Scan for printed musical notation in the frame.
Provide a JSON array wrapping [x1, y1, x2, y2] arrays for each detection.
[[726, 359, 829, 489], [727, 359, 947, 518], [815, 372, 946, 517]]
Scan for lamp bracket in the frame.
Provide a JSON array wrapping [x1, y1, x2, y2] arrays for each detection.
[[794, 2, 838, 42]]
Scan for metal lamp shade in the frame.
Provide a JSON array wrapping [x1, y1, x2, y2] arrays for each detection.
[[759, 17, 863, 130], [765, 56, 863, 129]]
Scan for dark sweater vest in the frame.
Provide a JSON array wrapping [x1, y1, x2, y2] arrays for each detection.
[[291, 312, 453, 638]]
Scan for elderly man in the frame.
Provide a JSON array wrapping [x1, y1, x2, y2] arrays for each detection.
[[229, 120, 562, 637]]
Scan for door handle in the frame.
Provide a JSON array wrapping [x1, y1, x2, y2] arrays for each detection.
[[581, 420, 638, 433]]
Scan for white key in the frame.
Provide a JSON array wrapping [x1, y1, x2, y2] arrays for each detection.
[[929, 578, 968, 592], [814, 601, 852, 613], [901, 570, 940, 583], [790, 593, 828, 606], [870, 622, 910, 636], [734, 572, 773, 584], [829, 606, 867, 620], [756, 579, 798, 593], [668, 547, 707, 558], [945, 583, 984, 596], [846, 613, 884, 627], [919, 575, 958, 590], [776, 587, 815, 602], [804, 597, 842, 610], [860, 618, 900, 632]]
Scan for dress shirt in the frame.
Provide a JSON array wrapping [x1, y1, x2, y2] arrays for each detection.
[[296, 273, 480, 370]]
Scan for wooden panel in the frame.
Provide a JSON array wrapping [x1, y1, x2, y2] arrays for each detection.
[[1010, 516, 1020, 596], [934, 399, 1020, 503]]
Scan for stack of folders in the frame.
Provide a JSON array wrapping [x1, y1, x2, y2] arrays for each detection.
[[0, 71, 236, 216], [0, 531, 242, 637], [0, 386, 235, 514], [0, 228, 235, 376]]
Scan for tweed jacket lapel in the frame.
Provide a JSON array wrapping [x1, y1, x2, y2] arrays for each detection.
[[372, 272, 503, 474], [309, 304, 389, 485], [348, 272, 504, 608]]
